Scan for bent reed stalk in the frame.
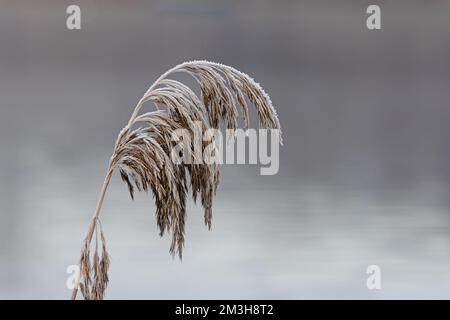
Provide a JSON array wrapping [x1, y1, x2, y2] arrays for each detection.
[[70, 61, 282, 300]]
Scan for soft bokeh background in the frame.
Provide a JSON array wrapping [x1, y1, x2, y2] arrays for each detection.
[[1, 0, 450, 299]]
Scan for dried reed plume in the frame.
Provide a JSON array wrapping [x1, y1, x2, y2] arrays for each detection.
[[70, 61, 282, 300]]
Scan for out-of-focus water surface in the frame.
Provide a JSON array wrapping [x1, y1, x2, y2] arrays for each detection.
[[1, 0, 450, 299]]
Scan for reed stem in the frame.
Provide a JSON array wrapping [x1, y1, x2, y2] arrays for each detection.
[[70, 168, 113, 300]]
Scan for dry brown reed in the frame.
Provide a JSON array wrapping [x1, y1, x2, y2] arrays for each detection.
[[70, 61, 282, 300]]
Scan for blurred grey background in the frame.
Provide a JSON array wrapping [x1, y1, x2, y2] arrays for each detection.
[[1, 0, 450, 299]]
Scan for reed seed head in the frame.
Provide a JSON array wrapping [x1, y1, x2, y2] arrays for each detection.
[[73, 61, 282, 300]]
